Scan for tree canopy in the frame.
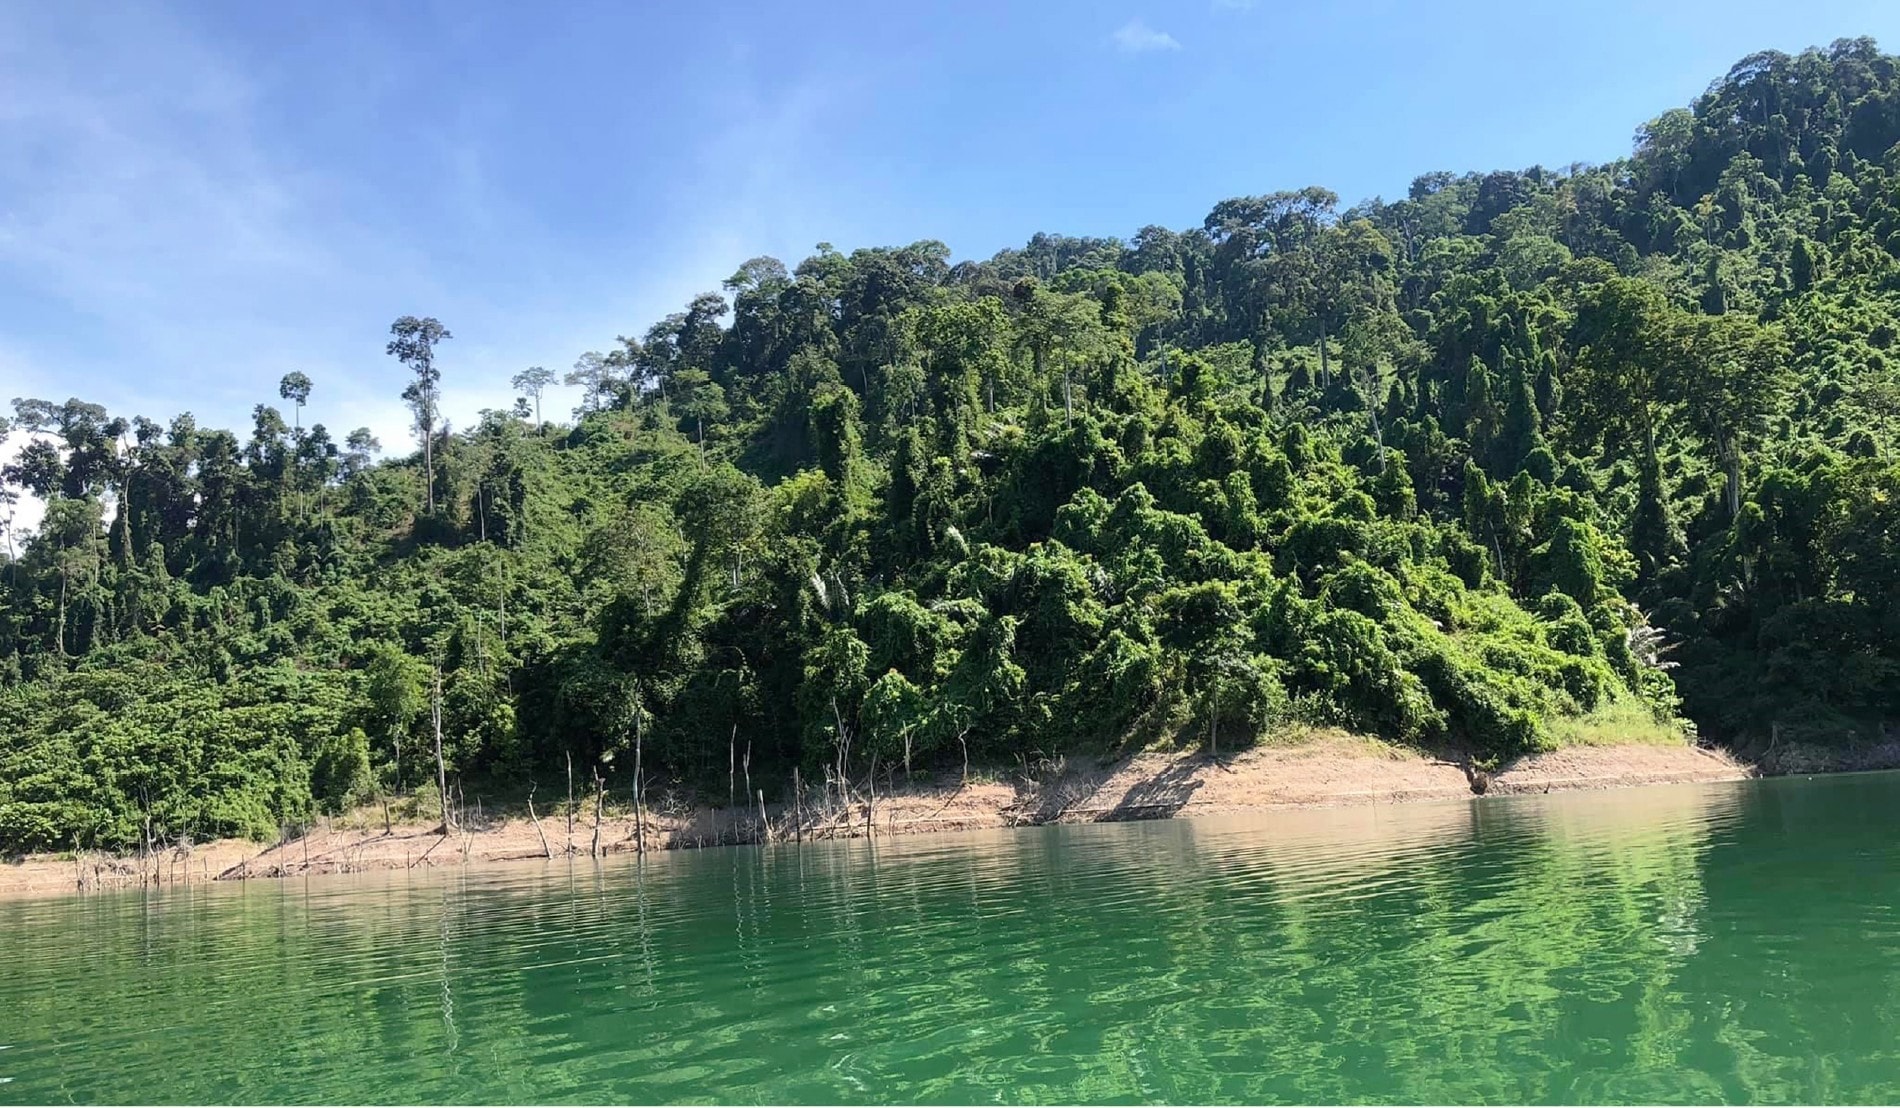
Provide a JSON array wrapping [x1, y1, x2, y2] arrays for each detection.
[[7, 39, 1900, 852]]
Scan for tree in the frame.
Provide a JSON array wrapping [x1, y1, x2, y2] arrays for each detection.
[[1013, 284, 1109, 425], [341, 427, 380, 480], [565, 352, 616, 417], [1159, 582, 1253, 756], [364, 645, 426, 791], [278, 372, 313, 433], [1678, 313, 1790, 517], [671, 368, 728, 446], [387, 315, 452, 513], [1791, 236, 1817, 292], [511, 366, 556, 425], [10, 41, 1900, 855]]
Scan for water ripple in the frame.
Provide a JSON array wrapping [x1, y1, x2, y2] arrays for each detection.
[[4, 774, 1900, 1103]]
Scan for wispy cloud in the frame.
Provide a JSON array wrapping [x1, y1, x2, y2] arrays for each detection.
[[0, 3, 851, 478], [0, 4, 435, 441], [1211, 0, 1256, 10], [1112, 19, 1182, 54]]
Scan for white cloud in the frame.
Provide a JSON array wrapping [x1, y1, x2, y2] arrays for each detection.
[[1211, 0, 1256, 10], [1112, 19, 1182, 54]]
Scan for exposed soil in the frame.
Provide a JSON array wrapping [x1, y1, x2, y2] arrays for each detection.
[[0, 738, 1754, 900]]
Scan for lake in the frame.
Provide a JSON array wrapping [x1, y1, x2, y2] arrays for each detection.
[[2, 773, 1897, 1104]]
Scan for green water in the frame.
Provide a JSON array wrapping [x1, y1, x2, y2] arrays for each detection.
[[1, 773, 1897, 1104]]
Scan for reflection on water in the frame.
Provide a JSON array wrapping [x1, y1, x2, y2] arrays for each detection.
[[0, 774, 1897, 1104]]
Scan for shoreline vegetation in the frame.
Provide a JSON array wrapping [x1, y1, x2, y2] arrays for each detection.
[[10, 733, 1862, 900], [10, 40, 1900, 878]]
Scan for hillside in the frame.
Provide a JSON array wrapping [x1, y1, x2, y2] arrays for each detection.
[[5, 40, 1900, 854]]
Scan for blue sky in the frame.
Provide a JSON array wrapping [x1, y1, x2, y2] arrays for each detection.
[[4, 0, 1900, 534]]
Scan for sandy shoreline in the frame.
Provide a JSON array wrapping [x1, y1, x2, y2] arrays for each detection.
[[0, 738, 1761, 900]]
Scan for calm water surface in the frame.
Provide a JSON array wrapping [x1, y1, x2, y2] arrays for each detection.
[[2, 773, 1899, 1104]]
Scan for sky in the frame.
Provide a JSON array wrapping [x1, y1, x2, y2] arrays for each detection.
[[4, 0, 1900, 536]]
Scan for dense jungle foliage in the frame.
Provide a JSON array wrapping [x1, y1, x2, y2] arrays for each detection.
[[6, 41, 1900, 852]]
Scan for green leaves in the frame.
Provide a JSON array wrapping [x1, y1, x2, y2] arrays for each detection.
[[16, 41, 1900, 849]]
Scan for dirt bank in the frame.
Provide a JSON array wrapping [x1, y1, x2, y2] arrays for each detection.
[[0, 738, 1751, 899]]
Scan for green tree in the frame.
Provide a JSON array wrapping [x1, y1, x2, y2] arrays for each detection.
[[387, 315, 452, 514], [277, 372, 313, 433], [511, 366, 556, 425]]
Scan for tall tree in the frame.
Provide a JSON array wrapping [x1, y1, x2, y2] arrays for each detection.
[[511, 366, 556, 426], [565, 352, 615, 416], [277, 372, 313, 433], [387, 316, 452, 514]]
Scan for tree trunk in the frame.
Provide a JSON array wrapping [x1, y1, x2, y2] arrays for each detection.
[[1210, 684, 1219, 759], [433, 667, 451, 832], [590, 771, 605, 858], [633, 706, 645, 855], [1725, 438, 1742, 519], [423, 416, 435, 515], [1322, 324, 1337, 395], [1364, 370, 1387, 473], [793, 768, 804, 843], [527, 784, 552, 859], [829, 697, 850, 800]]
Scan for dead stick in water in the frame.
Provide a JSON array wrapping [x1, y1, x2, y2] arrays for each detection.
[[413, 833, 447, 868], [591, 770, 605, 858], [757, 789, 770, 845], [527, 783, 552, 860]]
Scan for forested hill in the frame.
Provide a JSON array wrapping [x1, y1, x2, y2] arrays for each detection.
[[5, 41, 1900, 852]]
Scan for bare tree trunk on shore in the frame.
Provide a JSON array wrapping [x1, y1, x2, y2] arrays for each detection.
[[634, 706, 646, 855], [591, 770, 605, 858], [433, 667, 451, 832]]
